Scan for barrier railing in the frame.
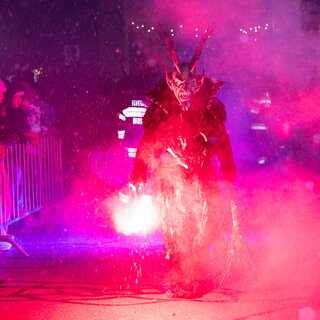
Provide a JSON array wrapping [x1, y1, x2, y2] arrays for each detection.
[[0, 135, 63, 254]]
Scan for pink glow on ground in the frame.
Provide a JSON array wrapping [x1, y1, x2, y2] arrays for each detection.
[[235, 161, 320, 297], [49, 142, 320, 304]]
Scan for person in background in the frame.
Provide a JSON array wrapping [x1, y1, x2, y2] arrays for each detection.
[[6, 87, 29, 144], [5, 85, 30, 213], [0, 79, 12, 251], [6, 82, 42, 145], [23, 82, 53, 134], [0, 79, 8, 142]]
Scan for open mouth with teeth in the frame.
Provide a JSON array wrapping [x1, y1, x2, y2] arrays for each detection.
[[179, 92, 191, 101]]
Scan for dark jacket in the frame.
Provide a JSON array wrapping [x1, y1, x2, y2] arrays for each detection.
[[6, 105, 29, 144]]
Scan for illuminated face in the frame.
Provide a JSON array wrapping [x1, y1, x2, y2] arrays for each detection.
[[172, 77, 199, 103], [12, 91, 25, 108], [167, 64, 203, 110]]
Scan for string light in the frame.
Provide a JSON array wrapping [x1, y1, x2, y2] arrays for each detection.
[[130, 22, 212, 39], [131, 21, 156, 33], [239, 23, 270, 40]]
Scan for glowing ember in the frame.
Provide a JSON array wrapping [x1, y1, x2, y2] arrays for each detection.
[[113, 194, 160, 236]]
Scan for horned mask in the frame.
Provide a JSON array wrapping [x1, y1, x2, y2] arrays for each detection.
[[161, 26, 213, 111]]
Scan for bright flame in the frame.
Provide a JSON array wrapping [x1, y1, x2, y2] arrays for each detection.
[[113, 195, 160, 236]]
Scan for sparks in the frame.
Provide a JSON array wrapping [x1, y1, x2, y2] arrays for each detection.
[[113, 194, 160, 236]]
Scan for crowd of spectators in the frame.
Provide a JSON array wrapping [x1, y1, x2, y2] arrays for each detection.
[[0, 78, 52, 147], [0, 76, 56, 250], [0, 63, 160, 191], [0, 65, 158, 248]]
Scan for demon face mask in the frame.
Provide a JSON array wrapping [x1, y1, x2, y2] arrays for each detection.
[[161, 26, 213, 111], [166, 63, 204, 111]]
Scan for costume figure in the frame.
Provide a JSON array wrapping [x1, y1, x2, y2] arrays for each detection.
[[129, 28, 237, 298]]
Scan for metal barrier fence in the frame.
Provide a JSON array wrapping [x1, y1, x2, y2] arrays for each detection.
[[0, 135, 63, 230]]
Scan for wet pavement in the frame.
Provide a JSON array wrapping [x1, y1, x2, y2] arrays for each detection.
[[0, 213, 319, 320]]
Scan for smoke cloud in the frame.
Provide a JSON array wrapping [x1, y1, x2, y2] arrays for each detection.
[[123, 0, 320, 302], [50, 0, 320, 303]]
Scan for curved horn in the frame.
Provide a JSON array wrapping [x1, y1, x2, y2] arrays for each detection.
[[190, 24, 214, 73], [200, 70, 205, 87], [159, 24, 181, 73], [166, 70, 173, 89]]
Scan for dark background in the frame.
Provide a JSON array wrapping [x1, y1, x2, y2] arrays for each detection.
[[0, 0, 319, 189]]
